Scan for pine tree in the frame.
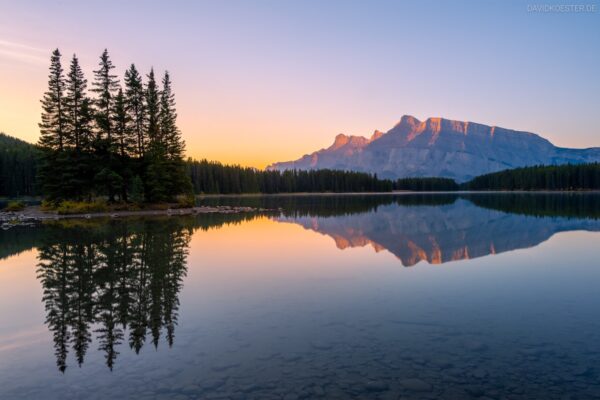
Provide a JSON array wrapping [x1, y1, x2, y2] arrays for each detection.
[[159, 71, 182, 159], [159, 71, 192, 198], [63, 54, 95, 199], [65, 55, 91, 152], [91, 49, 119, 144], [144, 68, 169, 202], [145, 68, 160, 144], [113, 87, 134, 201], [39, 49, 67, 151], [113, 88, 133, 158], [91, 49, 121, 201], [124, 64, 146, 158], [38, 49, 68, 201]]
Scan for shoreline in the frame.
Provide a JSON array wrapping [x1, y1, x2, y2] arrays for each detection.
[[3, 189, 599, 204], [0, 205, 274, 230], [2, 190, 599, 229], [197, 190, 600, 197]]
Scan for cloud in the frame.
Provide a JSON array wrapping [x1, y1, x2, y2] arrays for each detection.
[[0, 39, 48, 65]]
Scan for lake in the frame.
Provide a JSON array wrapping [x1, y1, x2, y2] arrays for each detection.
[[1, 193, 599, 400]]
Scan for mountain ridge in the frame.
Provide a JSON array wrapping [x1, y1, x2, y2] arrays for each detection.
[[268, 115, 600, 182]]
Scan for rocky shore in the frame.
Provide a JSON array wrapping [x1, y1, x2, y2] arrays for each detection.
[[0, 205, 273, 230]]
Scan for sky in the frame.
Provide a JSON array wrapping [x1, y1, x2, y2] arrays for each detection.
[[0, 0, 598, 168]]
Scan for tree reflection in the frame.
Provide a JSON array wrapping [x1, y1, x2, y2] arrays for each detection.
[[36, 219, 191, 371]]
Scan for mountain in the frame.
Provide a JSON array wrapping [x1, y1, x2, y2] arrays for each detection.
[[268, 116, 600, 182]]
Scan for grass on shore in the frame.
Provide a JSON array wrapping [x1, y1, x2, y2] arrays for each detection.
[[3, 200, 26, 212], [41, 195, 195, 215]]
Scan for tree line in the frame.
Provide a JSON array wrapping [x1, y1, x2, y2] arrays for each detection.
[[465, 193, 600, 219], [37, 49, 191, 204], [463, 163, 600, 191], [0, 133, 40, 197], [188, 159, 394, 194]]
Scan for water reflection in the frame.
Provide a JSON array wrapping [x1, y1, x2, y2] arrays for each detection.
[[36, 219, 192, 371], [277, 196, 600, 266], [1, 193, 599, 376]]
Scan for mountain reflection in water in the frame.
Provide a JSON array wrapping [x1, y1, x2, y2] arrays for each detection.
[[277, 196, 600, 266]]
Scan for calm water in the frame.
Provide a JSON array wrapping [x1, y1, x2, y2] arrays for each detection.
[[1, 193, 599, 400]]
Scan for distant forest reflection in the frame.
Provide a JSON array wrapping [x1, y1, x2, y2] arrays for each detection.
[[198, 192, 600, 220], [1, 194, 599, 371]]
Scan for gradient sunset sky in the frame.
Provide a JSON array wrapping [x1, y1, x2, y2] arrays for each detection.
[[0, 0, 598, 168]]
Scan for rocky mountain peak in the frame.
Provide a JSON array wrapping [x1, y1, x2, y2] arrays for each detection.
[[395, 115, 421, 129], [370, 130, 384, 141], [269, 115, 600, 181]]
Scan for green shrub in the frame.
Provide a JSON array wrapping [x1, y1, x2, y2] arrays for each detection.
[[40, 199, 56, 211], [174, 194, 195, 209], [55, 200, 108, 215], [3, 200, 26, 212]]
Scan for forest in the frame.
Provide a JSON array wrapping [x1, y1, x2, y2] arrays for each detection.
[[463, 163, 600, 191], [188, 159, 393, 194], [0, 133, 39, 197]]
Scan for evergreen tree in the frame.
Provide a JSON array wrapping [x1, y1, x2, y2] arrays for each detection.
[[39, 49, 67, 152], [113, 88, 133, 158], [38, 49, 68, 201], [65, 55, 92, 152], [124, 64, 146, 158], [91, 49, 120, 200], [160, 72, 182, 160], [63, 55, 95, 199], [113, 88, 133, 201], [159, 71, 192, 198], [145, 68, 160, 144], [91, 49, 119, 144], [144, 68, 169, 202]]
